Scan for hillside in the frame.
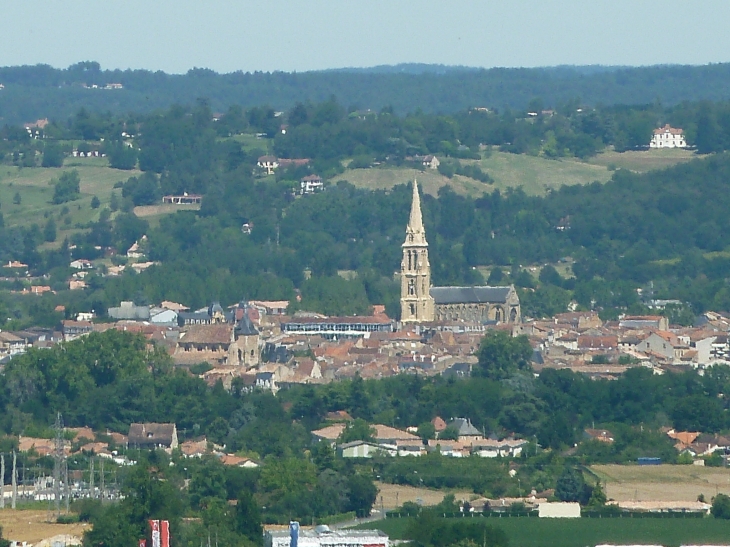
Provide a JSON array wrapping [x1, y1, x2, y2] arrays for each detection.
[[5, 62, 730, 123], [333, 149, 701, 197], [0, 158, 136, 235]]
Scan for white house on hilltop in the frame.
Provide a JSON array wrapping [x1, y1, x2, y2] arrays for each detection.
[[650, 124, 687, 149]]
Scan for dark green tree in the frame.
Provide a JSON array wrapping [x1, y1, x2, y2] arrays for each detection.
[[43, 217, 57, 242], [475, 331, 533, 379], [712, 493, 730, 519], [91, 195, 101, 209], [42, 142, 65, 167], [52, 170, 81, 204]]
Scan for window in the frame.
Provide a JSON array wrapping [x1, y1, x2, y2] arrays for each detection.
[[408, 279, 416, 296]]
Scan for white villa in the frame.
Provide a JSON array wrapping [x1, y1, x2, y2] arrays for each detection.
[[650, 124, 687, 149]]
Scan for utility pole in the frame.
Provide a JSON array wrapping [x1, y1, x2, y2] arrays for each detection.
[[89, 458, 94, 499], [53, 413, 63, 517], [11, 452, 17, 509], [99, 459, 105, 504], [0, 454, 4, 509], [64, 460, 69, 513]]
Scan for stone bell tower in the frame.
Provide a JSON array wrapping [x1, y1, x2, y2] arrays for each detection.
[[400, 180, 434, 323]]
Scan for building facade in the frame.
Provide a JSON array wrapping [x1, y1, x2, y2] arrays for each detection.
[[400, 181, 435, 323], [399, 181, 520, 324], [650, 124, 687, 148]]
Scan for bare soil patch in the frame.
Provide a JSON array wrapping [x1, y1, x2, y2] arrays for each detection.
[[0, 509, 89, 543], [374, 481, 474, 510], [592, 464, 730, 502]]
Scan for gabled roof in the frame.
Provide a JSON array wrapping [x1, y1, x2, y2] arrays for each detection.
[[448, 418, 483, 437], [430, 286, 512, 305], [180, 324, 232, 345], [128, 423, 176, 446]]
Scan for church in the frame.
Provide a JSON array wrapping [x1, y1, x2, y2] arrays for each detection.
[[400, 181, 521, 324]]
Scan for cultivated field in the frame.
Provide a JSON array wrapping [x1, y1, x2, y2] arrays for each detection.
[[362, 516, 730, 547], [374, 481, 474, 509], [585, 148, 702, 173], [0, 509, 88, 543], [591, 464, 730, 501]]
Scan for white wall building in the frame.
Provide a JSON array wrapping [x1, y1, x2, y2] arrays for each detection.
[[266, 527, 388, 547], [650, 124, 687, 148]]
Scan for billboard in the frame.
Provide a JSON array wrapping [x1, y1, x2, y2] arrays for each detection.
[[161, 520, 170, 547], [150, 520, 160, 547], [290, 521, 300, 547]]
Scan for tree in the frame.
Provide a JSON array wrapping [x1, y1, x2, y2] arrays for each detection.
[[235, 490, 262, 544], [91, 195, 101, 209], [107, 142, 138, 170], [712, 493, 730, 519], [475, 331, 533, 379], [42, 143, 64, 167], [417, 421, 436, 442], [109, 191, 119, 211], [338, 418, 376, 444], [346, 474, 378, 517], [438, 425, 460, 441], [587, 482, 606, 507], [12, 192, 21, 205], [207, 416, 230, 446], [43, 218, 57, 242], [52, 170, 81, 204], [555, 466, 591, 504]]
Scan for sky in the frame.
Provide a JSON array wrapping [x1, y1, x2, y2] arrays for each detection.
[[1, 1, 729, 73]]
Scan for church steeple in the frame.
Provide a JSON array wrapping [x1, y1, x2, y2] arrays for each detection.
[[406, 179, 426, 242], [400, 180, 434, 323]]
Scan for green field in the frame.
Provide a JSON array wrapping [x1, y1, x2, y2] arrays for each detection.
[[585, 148, 702, 173], [334, 152, 613, 198], [360, 516, 730, 547], [0, 158, 138, 240]]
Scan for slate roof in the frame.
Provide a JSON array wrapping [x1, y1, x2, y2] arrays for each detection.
[[235, 304, 259, 336], [449, 418, 483, 437], [430, 286, 512, 305]]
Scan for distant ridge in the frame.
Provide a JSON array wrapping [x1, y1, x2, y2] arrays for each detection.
[[1, 61, 730, 124]]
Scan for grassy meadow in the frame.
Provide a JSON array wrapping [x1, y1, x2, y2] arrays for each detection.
[[0, 157, 138, 243], [585, 148, 702, 173], [334, 152, 614, 198]]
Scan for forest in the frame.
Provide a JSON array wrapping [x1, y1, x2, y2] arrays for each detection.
[[6, 61, 730, 124]]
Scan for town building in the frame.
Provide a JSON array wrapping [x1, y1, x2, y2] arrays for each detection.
[[650, 124, 687, 148], [128, 423, 178, 451], [400, 181, 520, 324], [257, 155, 279, 175], [300, 175, 324, 194], [265, 527, 388, 547], [281, 316, 394, 339], [162, 193, 202, 205]]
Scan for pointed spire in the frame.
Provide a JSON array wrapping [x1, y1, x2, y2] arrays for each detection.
[[408, 179, 424, 233]]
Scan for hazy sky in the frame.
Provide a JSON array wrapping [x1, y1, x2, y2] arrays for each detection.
[[1, 1, 729, 73]]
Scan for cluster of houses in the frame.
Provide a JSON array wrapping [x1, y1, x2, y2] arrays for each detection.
[[311, 414, 527, 459], [522, 310, 730, 377], [255, 155, 325, 194]]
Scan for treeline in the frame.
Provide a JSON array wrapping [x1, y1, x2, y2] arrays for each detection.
[[8, 61, 730, 123], [11, 96, 730, 169]]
